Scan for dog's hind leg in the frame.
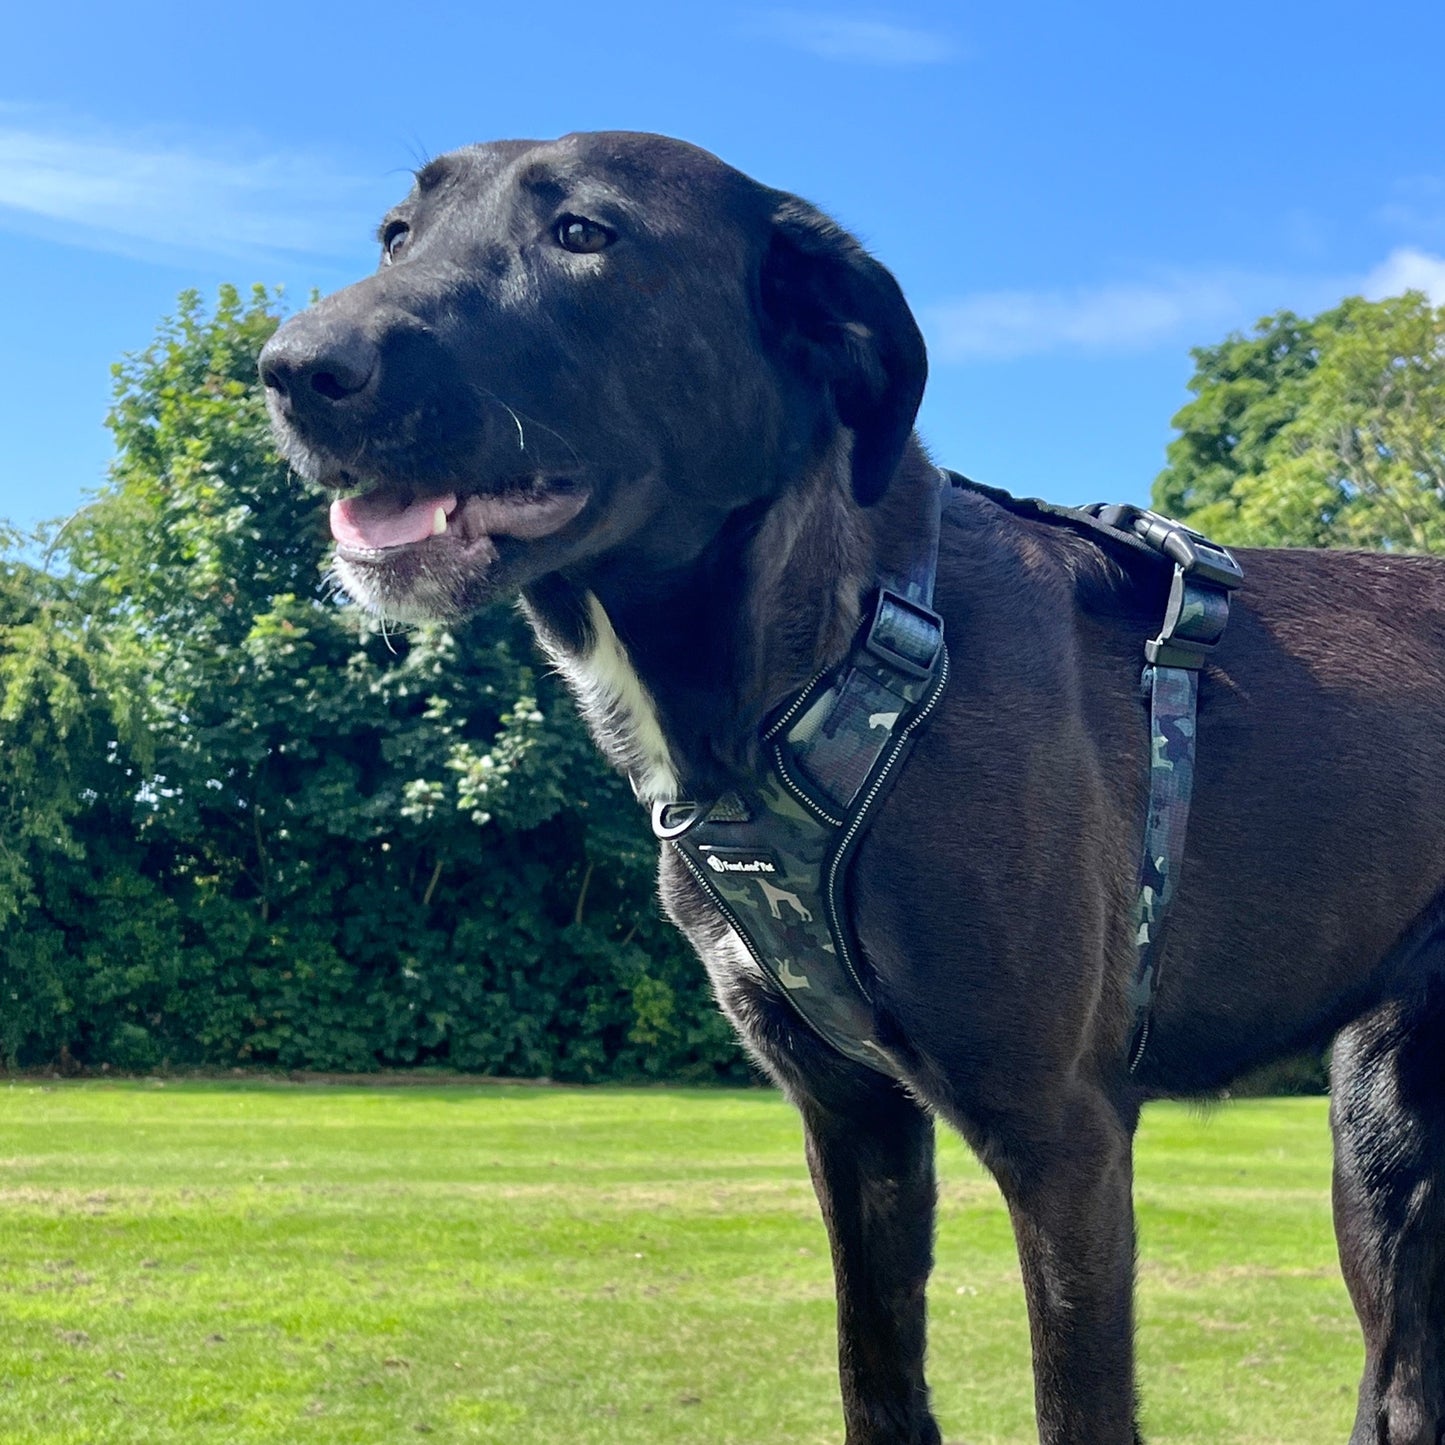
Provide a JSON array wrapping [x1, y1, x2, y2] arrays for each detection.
[[981, 1081, 1142, 1445], [796, 1079, 942, 1445], [1331, 977, 1445, 1445]]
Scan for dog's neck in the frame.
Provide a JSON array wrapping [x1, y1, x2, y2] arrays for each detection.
[[522, 438, 939, 803]]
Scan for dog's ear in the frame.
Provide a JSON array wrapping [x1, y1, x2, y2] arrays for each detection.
[[759, 199, 927, 505]]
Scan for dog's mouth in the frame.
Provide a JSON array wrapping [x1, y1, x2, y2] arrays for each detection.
[[328, 477, 590, 560]]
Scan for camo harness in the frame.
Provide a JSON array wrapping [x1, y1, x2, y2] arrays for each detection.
[[651, 472, 1242, 1078]]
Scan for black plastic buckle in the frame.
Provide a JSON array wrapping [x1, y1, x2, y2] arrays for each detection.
[[1129, 511, 1243, 591], [863, 589, 944, 681], [1086, 502, 1142, 533], [1089, 504, 1244, 592]]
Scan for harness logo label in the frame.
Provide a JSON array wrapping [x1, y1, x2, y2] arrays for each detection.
[[703, 848, 780, 875]]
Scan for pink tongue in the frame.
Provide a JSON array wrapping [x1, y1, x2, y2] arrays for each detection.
[[330, 491, 457, 550]]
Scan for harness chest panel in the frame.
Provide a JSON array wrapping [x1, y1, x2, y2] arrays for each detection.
[[660, 617, 949, 1075], [670, 777, 898, 1073]]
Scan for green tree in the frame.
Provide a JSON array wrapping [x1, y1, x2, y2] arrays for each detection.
[[1154, 292, 1445, 550]]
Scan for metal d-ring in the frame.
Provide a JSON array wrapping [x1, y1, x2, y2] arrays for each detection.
[[650, 800, 704, 840]]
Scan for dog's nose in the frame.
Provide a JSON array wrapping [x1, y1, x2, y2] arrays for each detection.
[[259, 317, 379, 411]]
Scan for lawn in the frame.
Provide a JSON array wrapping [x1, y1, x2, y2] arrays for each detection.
[[0, 1082, 1358, 1443]]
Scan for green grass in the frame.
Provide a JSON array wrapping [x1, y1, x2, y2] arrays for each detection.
[[0, 1082, 1359, 1443]]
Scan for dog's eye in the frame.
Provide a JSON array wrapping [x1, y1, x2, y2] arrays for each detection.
[[555, 216, 615, 254], [381, 221, 410, 264]]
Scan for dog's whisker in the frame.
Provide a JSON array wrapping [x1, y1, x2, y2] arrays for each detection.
[[503, 401, 526, 452], [469, 385, 582, 466], [509, 408, 581, 465]]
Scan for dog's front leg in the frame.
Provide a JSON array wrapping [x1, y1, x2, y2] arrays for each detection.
[[988, 1082, 1141, 1445], [796, 1080, 942, 1445]]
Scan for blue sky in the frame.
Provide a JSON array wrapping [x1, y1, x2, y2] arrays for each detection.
[[2, 0, 1443, 533]]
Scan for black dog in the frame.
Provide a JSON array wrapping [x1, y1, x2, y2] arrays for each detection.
[[260, 132, 1445, 1445]]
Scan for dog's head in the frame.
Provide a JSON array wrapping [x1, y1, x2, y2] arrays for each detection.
[[261, 131, 926, 621]]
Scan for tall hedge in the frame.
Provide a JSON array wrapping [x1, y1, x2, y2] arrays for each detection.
[[0, 287, 747, 1081]]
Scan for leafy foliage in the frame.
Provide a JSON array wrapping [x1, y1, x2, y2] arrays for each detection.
[[1154, 291, 1445, 550], [0, 287, 746, 1080]]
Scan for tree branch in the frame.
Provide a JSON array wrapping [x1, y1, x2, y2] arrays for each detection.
[[573, 860, 595, 928]]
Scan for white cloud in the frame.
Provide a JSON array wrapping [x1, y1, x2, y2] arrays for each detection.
[[751, 10, 956, 64], [0, 111, 380, 266], [1362, 246, 1445, 304], [923, 274, 1257, 362], [925, 248, 1445, 364]]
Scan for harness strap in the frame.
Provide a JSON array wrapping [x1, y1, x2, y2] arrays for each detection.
[[1084, 504, 1242, 1070], [654, 475, 1241, 1080], [945, 472, 1167, 566]]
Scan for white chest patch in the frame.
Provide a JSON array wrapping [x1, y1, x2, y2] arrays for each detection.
[[546, 593, 680, 804]]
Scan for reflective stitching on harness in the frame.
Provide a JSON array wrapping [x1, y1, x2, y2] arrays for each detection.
[[762, 669, 831, 742]]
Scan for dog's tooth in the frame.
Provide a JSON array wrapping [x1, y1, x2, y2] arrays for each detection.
[[432, 506, 447, 536]]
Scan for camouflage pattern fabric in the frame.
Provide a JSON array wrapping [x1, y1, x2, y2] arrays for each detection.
[[662, 623, 949, 1078], [1127, 662, 1199, 1069], [1174, 584, 1230, 646]]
